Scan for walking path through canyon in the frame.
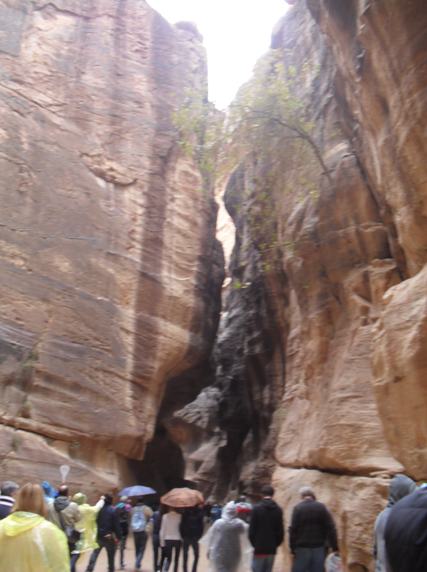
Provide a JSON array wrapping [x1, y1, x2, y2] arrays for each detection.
[[77, 536, 211, 572]]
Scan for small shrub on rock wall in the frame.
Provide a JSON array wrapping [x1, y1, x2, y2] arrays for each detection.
[[173, 49, 331, 198]]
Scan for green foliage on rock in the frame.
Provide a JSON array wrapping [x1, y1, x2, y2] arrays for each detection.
[[173, 49, 331, 194], [173, 48, 333, 273]]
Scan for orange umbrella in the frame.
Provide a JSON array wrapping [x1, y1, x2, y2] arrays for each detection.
[[160, 487, 204, 508]]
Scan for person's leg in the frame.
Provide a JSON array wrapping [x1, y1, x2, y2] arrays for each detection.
[[159, 546, 166, 572], [134, 532, 142, 568], [105, 538, 117, 572], [309, 547, 327, 572], [163, 541, 173, 572], [263, 555, 275, 572], [191, 538, 199, 572], [292, 548, 311, 572], [86, 540, 103, 572], [135, 531, 148, 569], [183, 538, 190, 572], [252, 556, 266, 572], [153, 533, 160, 571], [70, 552, 80, 572], [119, 535, 127, 568], [173, 540, 181, 572]]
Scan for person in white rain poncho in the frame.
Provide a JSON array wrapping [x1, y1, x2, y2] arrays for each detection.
[[199, 502, 253, 572]]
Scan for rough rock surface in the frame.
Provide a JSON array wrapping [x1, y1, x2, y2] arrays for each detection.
[[272, 467, 388, 572], [174, 1, 427, 570], [0, 0, 224, 495], [372, 263, 427, 481], [305, 0, 427, 490]]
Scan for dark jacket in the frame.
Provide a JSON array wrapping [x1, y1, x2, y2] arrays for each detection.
[[289, 498, 338, 554], [384, 486, 427, 572], [180, 507, 204, 540], [97, 502, 122, 540], [0, 496, 14, 520], [249, 498, 284, 555], [373, 474, 416, 572], [152, 511, 161, 536]]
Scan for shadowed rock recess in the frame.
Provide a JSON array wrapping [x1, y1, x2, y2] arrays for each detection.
[[1, 0, 427, 570]]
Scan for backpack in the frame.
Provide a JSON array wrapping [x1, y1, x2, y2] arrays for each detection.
[[185, 510, 203, 539], [131, 506, 147, 532], [117, 504, 128, 523]]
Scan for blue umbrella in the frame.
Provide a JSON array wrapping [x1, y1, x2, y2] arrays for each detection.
[[119, 485, 156, 497]]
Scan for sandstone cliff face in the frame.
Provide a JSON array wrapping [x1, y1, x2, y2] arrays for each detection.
[[0, 0, 224, 496], [305, 0, 427, 486], [172, 1, 427, 571]]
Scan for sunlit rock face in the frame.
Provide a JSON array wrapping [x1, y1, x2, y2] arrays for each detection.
[[307, 0, 427, 278], [306, 0, 427, 488], [0, 0, 223, 494], [273, 468, 389, 572], [372, 264, 427, 481], [276, 1, 427, 569], [173, 1, 427, 570]]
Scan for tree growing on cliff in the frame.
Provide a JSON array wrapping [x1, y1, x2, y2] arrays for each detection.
[[173, 49, 332, 195], [227, 51, 332, 190]]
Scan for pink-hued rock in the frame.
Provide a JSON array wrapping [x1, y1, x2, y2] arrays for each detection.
[[272, 467, 388, 572], [307, 0, 427, 278], [0, 0, 223, 493], [372, 263, 427, 481]]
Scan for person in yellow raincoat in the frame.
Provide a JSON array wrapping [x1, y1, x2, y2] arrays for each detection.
[[70, 492, 105, 572], [0, 483, 69, 572]]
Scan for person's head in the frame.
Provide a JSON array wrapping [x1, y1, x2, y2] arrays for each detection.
[[72, 493, 87, 505], [299, 486, 316, 500], [11, 484, 46, 517], [387, 474, 416, 507], [120, 496, 128, 503], [104, 492, 114, 505], [261, 485, 274, 498], [136, 496, 145, 505], [222, 501, 238, 521], [1, 481, 19, 498], [57, 485, 69, 497]]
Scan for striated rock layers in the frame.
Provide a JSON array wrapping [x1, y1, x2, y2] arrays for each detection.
[[172, 1, 427, 570], [0, 0, 224, 497]]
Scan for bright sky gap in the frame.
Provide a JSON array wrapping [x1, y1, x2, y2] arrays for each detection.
[[147, 0, 290, 110]]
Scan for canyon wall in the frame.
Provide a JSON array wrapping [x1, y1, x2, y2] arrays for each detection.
[[0, 0, 224, 497], [172, 1, 427, 571], [1, 0, 427, 569]]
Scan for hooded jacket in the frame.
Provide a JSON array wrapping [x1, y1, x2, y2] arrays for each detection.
[[373, 474, 416, 572], [46, 496, 82, 532], [97, 499, 122, 540], [200, 502, 253, 572], [71, 494, 104, 554], [384, 486, 427, 572], [0, 511, 69, 572], [249, 498, 284, 555]]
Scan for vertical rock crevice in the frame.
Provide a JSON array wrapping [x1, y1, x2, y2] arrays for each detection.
[[170, 2, 427, 571]]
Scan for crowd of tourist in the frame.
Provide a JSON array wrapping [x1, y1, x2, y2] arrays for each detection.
[[0, 477, 426, 572]]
